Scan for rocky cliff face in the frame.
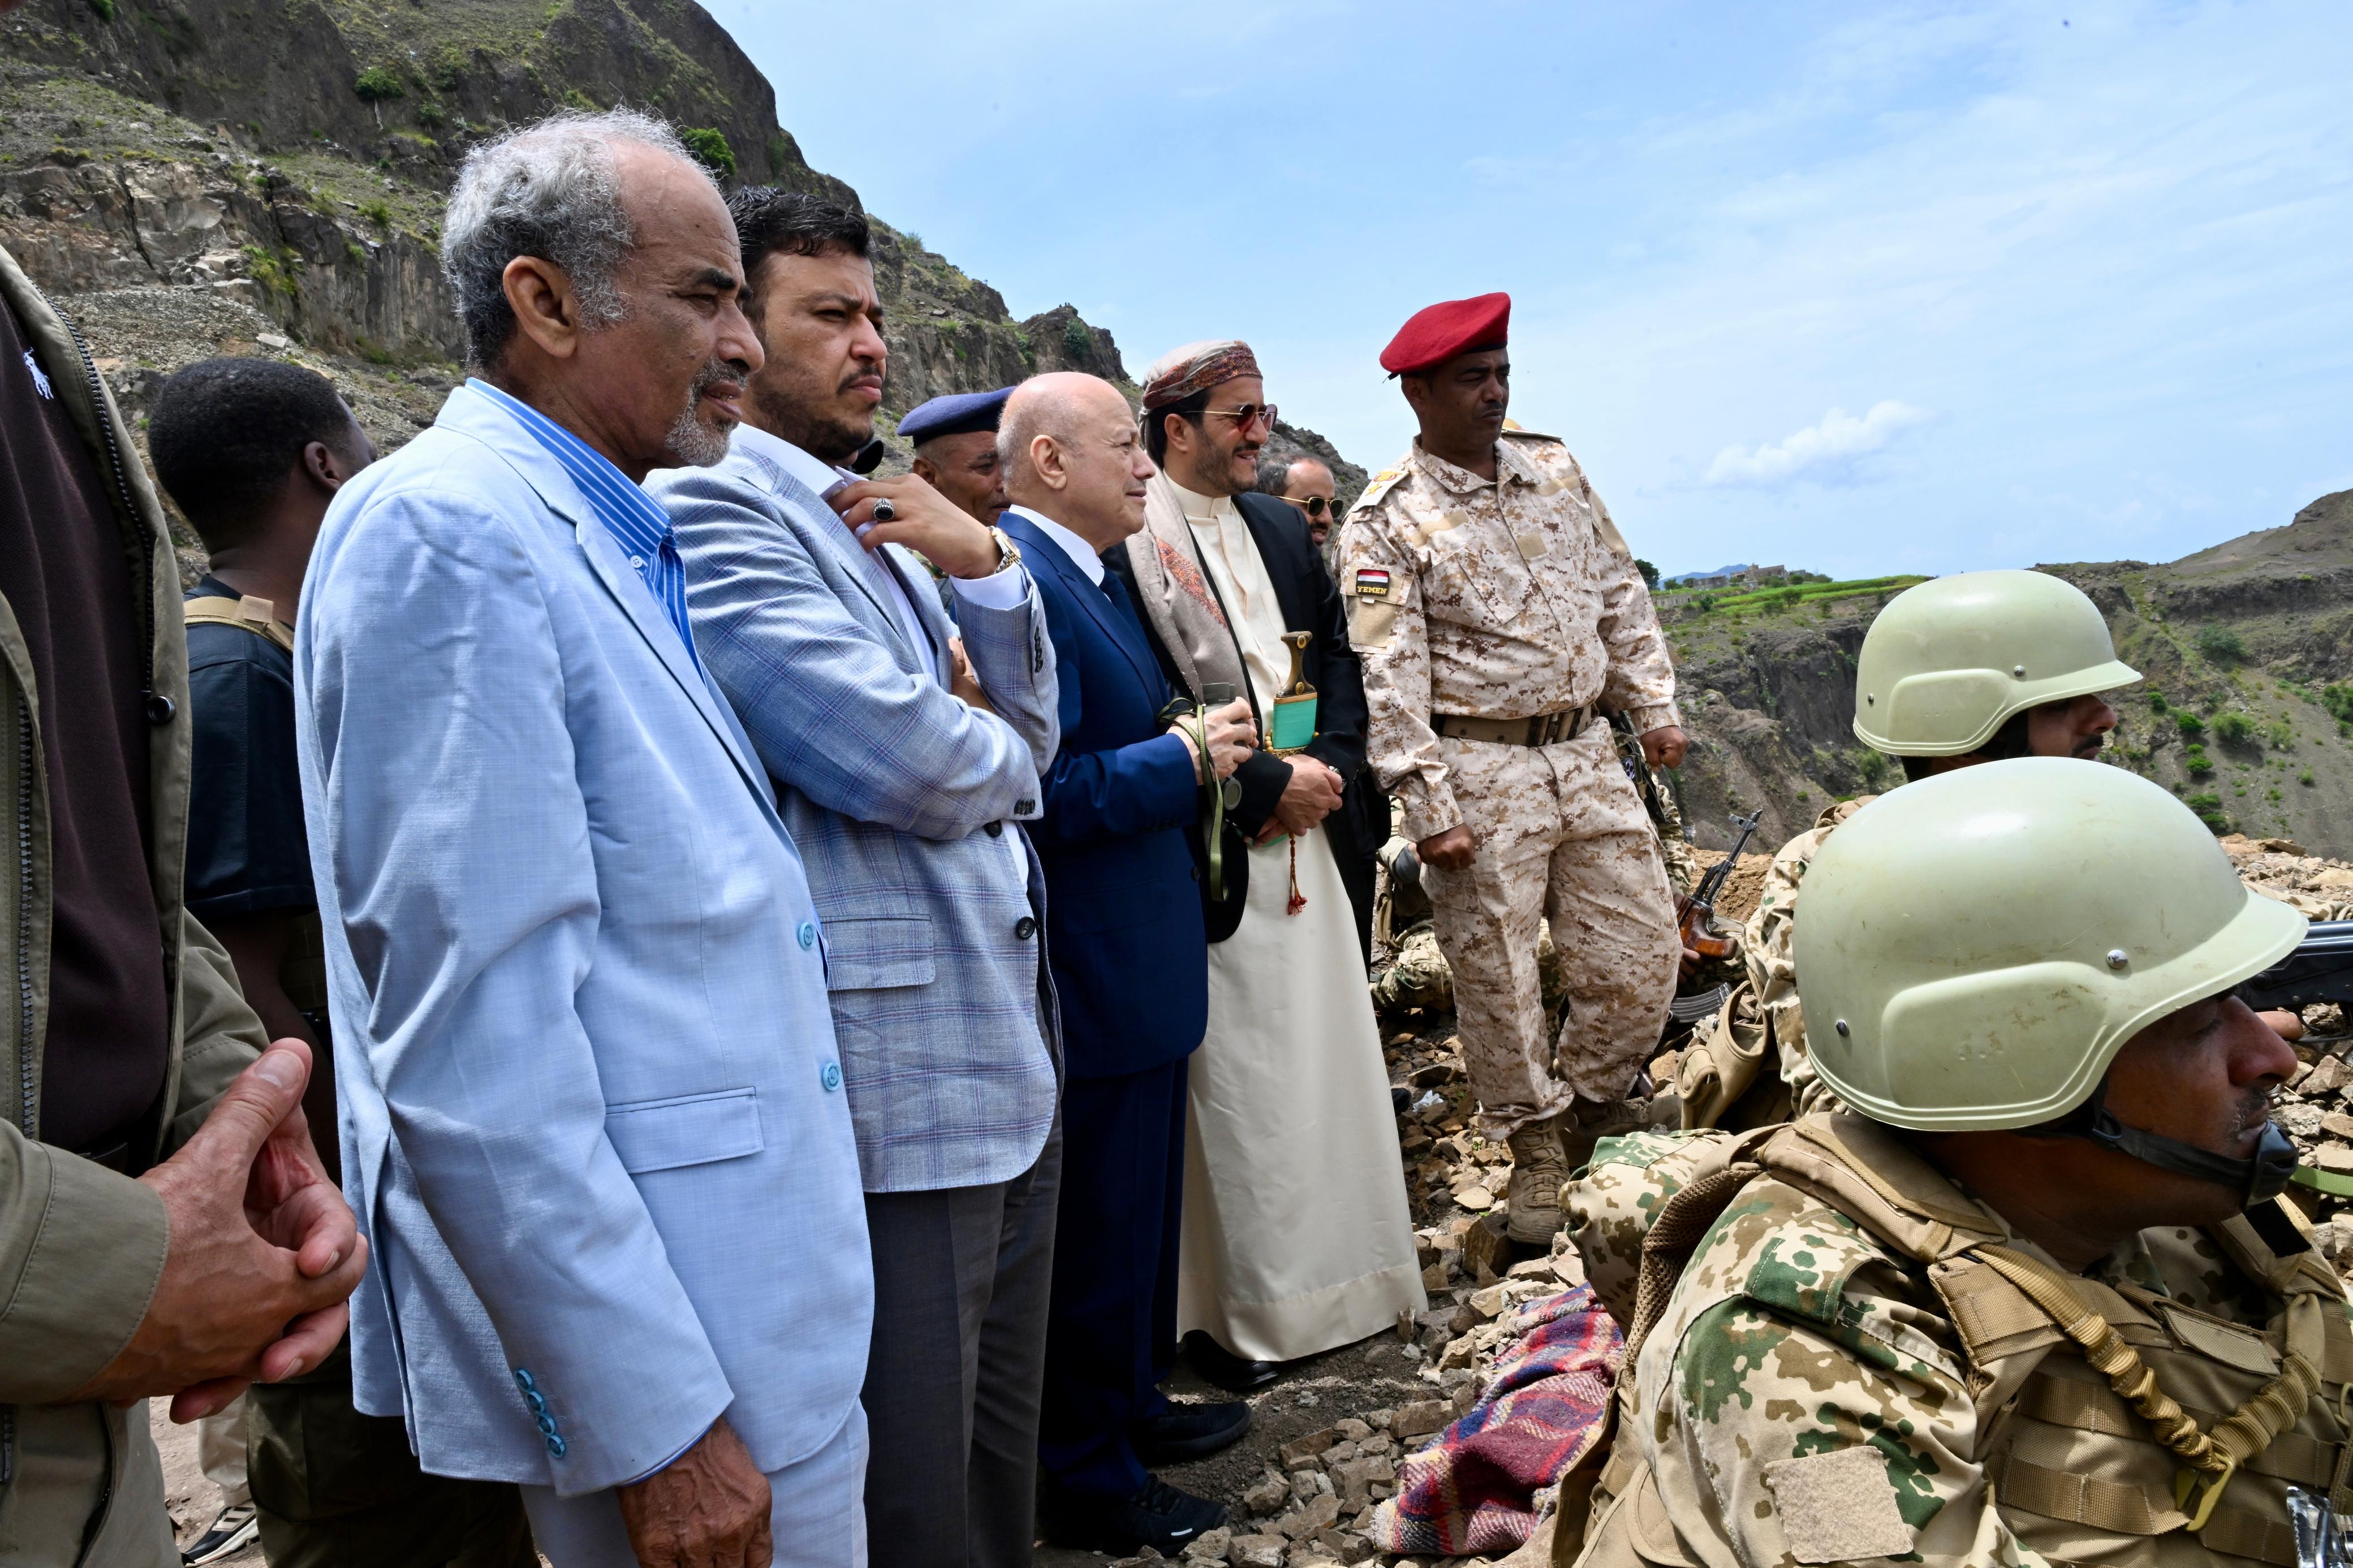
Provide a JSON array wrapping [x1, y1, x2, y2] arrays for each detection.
[[1660, 489, 2353, 861], [0, 0, 1167, 470]]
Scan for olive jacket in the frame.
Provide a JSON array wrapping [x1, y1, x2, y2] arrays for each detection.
[[0, 241, 269, 1421]]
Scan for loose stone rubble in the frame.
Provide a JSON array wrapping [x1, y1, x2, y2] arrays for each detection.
[[1104, 836, 2353, 1568]]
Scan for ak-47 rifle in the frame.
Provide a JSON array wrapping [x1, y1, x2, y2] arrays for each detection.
[[2242, 920, 2353, 1029], [2245, 922, 2353, 1200], [1675, 809, 1762, 961]]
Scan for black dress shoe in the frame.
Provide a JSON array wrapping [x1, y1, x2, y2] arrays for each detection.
[[1132, 1397, 1253, 1464], [1183, 1328, 1281, 1393], [1038, 1475, 1229, 1554]]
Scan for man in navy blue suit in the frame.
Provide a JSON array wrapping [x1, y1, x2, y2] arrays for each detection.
[[995, 373, 1257, 1554]]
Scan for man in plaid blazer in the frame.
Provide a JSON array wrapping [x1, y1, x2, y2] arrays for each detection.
[[652, 190, 1061, 1568]]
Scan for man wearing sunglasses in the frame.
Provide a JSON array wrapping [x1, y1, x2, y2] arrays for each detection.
[[1258, 452, 1389, 960], [1335, 292, 1685, 1253], [1259, 455, 1340, 552], [1106, 340, 1424, 1397]]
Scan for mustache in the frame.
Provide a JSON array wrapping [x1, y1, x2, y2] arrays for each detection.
[[2073, 733, 2106, 759], [688, 360, 743, 411]]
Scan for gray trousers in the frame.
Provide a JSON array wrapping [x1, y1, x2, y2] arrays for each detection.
[[860, 1124, 1061, 1568], [522, 1404, 866, 1568]]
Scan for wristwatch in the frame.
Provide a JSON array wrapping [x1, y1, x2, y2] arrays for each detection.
[[986, 525, 1022, 574]]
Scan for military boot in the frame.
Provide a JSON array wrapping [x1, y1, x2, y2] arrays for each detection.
[[1556, 1096, 1651, 1182], [1502, 1119, 1570, 1245]]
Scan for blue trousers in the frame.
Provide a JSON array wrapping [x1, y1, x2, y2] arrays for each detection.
[[1037, 1056, 1190, 1499]]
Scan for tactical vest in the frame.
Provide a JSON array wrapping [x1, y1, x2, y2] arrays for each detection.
[[182, 595, 329, 1020], [1567, 1115, 2353, 1568]]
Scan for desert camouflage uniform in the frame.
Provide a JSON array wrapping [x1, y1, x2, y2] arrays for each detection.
[[1740, 796, 1873, 1114], [1611, 724, 1699, 897], [1339, 433, 1680, 1139], [1369, 917, 1571, 1019], [1567, 1116, 2353, 1568]]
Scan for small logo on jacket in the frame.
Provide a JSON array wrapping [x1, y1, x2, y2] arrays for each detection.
[[23, 349, 52, 400], [1353, 568, 1390, 600]]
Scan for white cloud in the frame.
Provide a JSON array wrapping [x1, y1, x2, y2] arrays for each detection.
[[1704, 401, 1932, 487]]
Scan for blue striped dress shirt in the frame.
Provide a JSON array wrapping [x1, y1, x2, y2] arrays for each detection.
[[471, 378, 701, 667]]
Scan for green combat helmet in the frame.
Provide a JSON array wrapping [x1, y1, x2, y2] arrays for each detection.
[[1852, 568, 2140, 755], [1794, 758, 2305, 1199]]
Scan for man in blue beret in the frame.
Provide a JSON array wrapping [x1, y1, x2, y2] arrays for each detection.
[[903, 386, 1013, 525]]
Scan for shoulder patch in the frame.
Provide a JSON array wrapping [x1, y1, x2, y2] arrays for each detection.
[[1761, 1446, 1916, 1564], [1347, 463, 1411, 518], [1352, 567, 1391, 600]]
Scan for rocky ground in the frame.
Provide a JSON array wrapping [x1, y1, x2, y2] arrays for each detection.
[[154, 833, 2342, 1568]]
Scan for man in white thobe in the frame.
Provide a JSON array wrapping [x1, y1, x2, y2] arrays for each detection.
[[1108, 341, 1424, 1388]]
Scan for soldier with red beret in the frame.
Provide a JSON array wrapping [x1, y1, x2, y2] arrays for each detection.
[[1335, 293, 1687, 1247]]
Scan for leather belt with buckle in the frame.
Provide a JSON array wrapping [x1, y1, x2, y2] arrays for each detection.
[[1430, 705, 1592, 747]]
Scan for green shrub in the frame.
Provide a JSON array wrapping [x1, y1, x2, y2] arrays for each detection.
[[2184, 792, 2230, 834], [1062, 317, 1094, 359], [354, 67, 406, 102], [359, 199, 392, 228], [2184, 744, 2214, 776], [2324, 683, 2353, 724], [1856, 750, 1891, 791], [2214, 712, 2254, 746], [679, 128, 735, 179], [2147, 689, 2168, 712], [2174, 712, 2204, 738], [2195, 624, 2246, 664], [2301, 769, 2316, 787], [2266, 719, 2295, 750], [415, 100, 447, 130], [87, 0, 114, 19], [1634, 558, 1660, 591]]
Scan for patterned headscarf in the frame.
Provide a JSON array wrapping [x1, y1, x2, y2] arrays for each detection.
[[1139, 339, 1261, 411]]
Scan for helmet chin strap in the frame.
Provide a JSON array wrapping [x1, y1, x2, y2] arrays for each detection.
[[2029, 1080, 2298, 1209]]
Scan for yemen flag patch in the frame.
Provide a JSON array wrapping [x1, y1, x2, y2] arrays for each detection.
[[1354, 568, 1391, 600]]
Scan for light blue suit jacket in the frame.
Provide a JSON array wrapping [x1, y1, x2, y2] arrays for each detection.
[[654, 433, 1061, 1192], [294, 382, 872, 1494]]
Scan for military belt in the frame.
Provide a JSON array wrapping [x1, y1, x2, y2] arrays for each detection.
[[1430, 705, 1592, 748]]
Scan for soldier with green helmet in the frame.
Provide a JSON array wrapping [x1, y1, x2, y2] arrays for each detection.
[[1736, 568, 2141, 1113], [1567, 761, 2349, 1568]]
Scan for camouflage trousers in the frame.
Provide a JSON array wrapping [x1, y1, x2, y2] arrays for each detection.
[[1421, 724, 1679, 1141], [1369, 920, 1569, 1018]]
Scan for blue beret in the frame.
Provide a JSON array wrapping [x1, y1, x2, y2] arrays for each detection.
[[898, 386, 1013, 446]]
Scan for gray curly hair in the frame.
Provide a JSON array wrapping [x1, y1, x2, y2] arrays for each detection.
[[441, 108, 708, 369]]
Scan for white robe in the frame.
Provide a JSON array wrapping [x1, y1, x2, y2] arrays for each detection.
[[1166, 480, 1427, 1362]]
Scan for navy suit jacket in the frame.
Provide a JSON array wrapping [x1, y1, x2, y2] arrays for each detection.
[[1001, 507, 1207, 1081]]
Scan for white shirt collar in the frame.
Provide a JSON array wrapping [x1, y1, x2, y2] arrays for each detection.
[[731, 421, 857, 500], [1165, 474, 1239, 525], [1006, 505, 1107, 586]]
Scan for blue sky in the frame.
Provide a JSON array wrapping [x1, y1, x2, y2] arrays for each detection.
[[711, 2, 2353, 578]]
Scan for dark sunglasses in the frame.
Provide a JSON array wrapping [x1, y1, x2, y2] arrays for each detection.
[[1201, 402, 1278, 433], [1287, 495, 1333, 519]]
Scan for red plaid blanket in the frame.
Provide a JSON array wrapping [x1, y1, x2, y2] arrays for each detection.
[[1371, 1285, 1624, 1557]]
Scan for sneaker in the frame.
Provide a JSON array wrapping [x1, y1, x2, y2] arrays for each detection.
[[183, 1501, 258, 1565], [1133, 1393, 1254, 1462], [1038, 1475, 1228, 1554]]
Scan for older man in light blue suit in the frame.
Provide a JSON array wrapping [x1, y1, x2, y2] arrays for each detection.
[[651, 191, 1061, 1568], [295, 111, 870, 1568]]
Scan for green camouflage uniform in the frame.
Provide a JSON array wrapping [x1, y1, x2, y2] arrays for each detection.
[[1564, 1116, 2353, 1568]]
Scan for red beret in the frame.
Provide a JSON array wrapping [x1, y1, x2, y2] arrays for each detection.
[[1380, 292, 1511, 375]]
